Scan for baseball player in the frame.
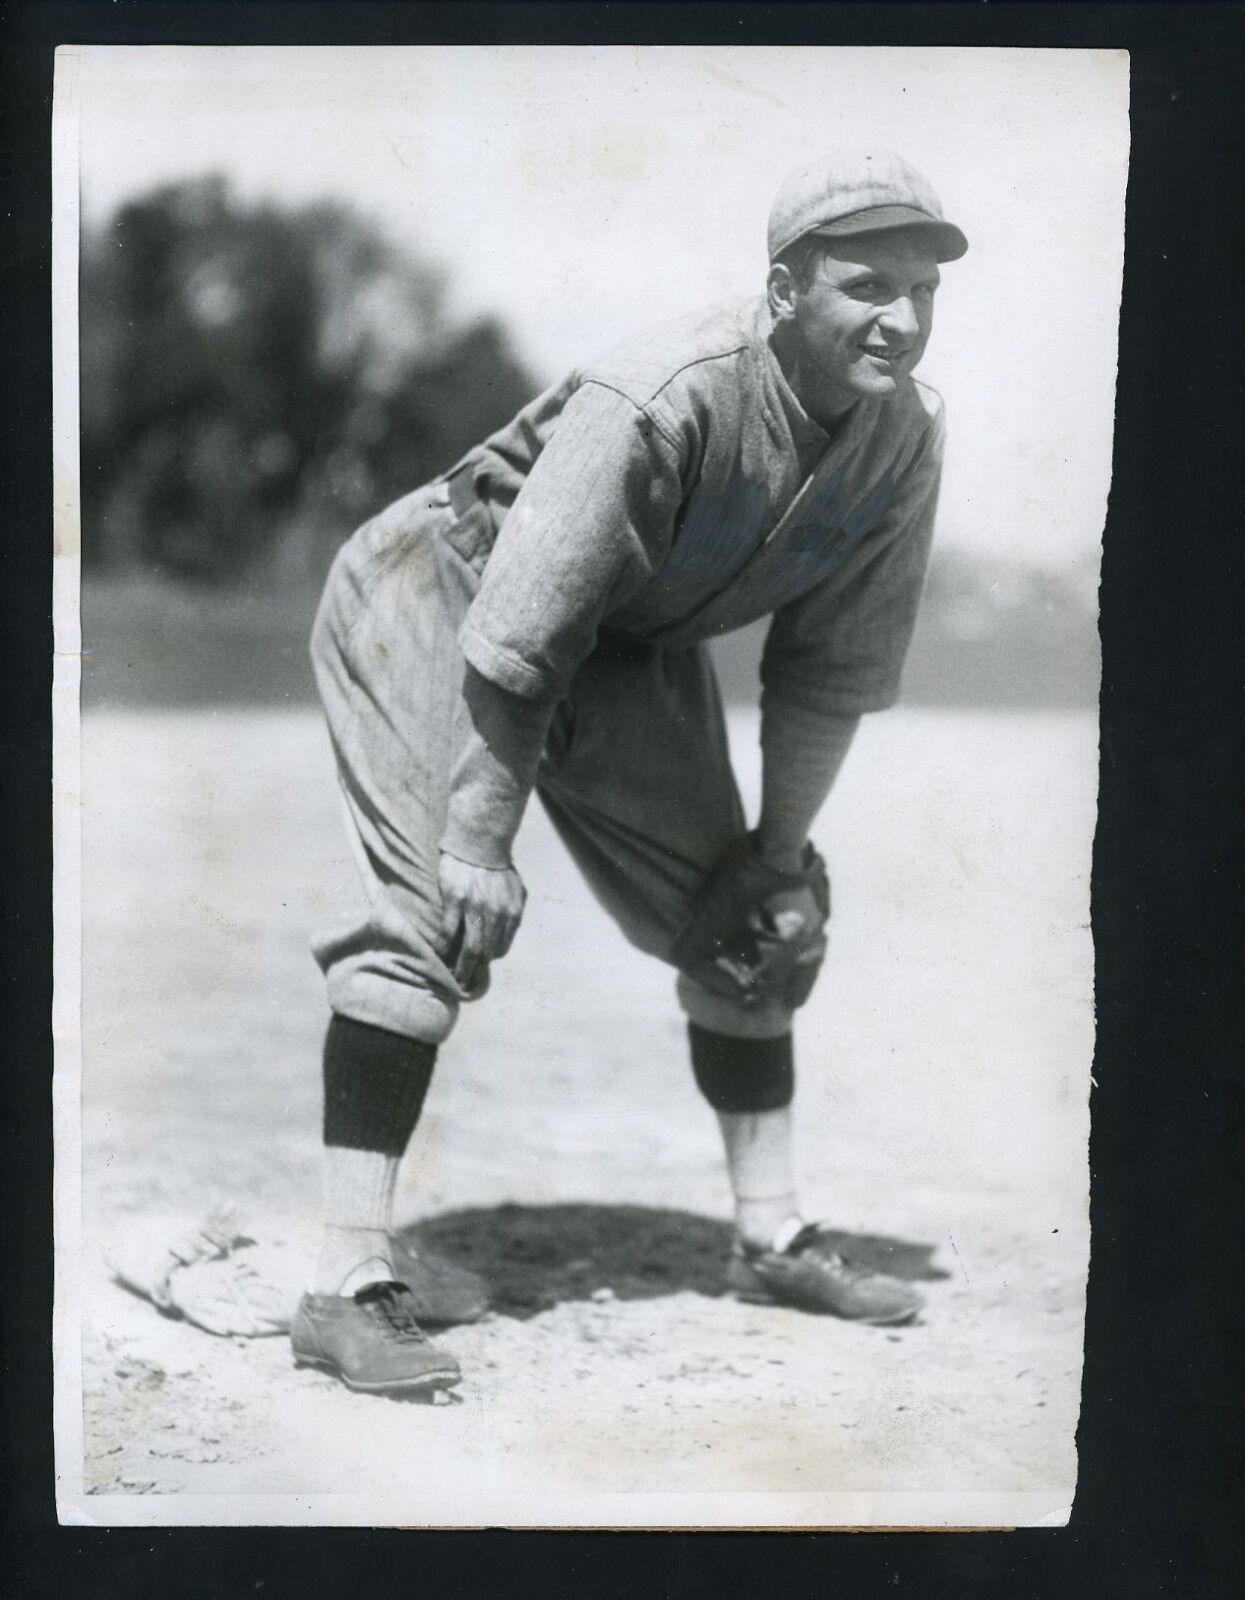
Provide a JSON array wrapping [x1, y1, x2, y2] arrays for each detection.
[[290, 150, 968, 1395]]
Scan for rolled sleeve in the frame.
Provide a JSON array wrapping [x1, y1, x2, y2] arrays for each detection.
[[458, 382, 685, 701], [761, 407, 945, 718]]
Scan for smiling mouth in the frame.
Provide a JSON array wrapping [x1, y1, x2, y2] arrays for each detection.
[[862, 348, 908, 363]]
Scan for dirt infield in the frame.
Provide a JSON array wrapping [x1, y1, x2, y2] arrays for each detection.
[[69, 703, 1093, 1521]]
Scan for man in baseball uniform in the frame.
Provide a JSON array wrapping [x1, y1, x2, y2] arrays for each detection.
[[292, 151, 968, 1395]]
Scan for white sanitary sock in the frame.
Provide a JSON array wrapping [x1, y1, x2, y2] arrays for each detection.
[[716, 1106, 802, 1249], [312, 1147, 402, 1295]]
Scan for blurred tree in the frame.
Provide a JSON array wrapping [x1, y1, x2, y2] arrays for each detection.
[[80, 177, 537, 583]]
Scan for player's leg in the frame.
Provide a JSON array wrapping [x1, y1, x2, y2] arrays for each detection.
[[534, 641, 806, 1229], [536, 640, 921, 1324], [686, 1027, 798, 1249], [312, 1016, 436, 1297], [295, 483, 489, 1391], [310, 482, 483, 1053]]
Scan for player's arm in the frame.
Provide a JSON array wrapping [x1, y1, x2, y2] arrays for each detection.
[[665, 703, 854, 1018], [436, 669, 553, 994], [438, 382, 686, 987], [755, 702, 860, 871], [442, 667, 555, 871], [756, 403, 946, 865]]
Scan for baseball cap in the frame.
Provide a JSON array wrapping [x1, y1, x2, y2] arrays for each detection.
[[768, 150, 968, 263]]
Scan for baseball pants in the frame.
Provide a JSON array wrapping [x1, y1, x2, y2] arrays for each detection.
[[309, 479, 797, 1047]]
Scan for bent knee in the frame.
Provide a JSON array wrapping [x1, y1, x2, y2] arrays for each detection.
[[326, 968, 459, 1047], [675, 973, 794, 1041]]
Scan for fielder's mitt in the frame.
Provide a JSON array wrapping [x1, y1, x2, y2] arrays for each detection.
[[672, 835, 830, 1011], [107, 1206, 303, 1337]]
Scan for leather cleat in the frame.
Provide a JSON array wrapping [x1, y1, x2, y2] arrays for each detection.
[[727, 1221, 925, 1326], [291, 1281, 463, 1394]]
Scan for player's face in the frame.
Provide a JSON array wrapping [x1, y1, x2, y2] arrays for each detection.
[[777, 233, 941, 415]]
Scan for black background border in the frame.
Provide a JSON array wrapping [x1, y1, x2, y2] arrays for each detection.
[[3, 4, 1242, 1595]]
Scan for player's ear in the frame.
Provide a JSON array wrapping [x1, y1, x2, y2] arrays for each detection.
[[767, 261, 799, 324]]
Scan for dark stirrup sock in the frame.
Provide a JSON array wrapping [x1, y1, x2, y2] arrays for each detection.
[[322, 1014, 438, 1156], [688, 1024, 795, 1114]]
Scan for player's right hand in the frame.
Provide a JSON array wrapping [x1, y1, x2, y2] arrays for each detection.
[[437, 849, 527, 999]]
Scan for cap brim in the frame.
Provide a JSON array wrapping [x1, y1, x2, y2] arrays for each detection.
[[809, 205, 969, 263]]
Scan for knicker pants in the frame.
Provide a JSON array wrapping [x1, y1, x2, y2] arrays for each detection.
[[309, 480, 798, 1047]]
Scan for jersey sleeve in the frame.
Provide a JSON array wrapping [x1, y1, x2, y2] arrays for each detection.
[[458, 381, 686, 701], [760, 404, 945, 718]]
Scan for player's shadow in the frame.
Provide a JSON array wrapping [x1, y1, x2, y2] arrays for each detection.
[[399, 1202, 948, 1321]]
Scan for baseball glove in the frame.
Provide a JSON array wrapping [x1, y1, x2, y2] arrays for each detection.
[[672, 835, 831, 1011], [107, 1206, 303, 1337]]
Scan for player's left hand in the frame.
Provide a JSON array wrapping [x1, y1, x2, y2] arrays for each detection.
[[671, 834, 831, 1011], [437, 849, 527, 999]]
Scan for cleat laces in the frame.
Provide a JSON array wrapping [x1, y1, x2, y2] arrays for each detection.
[[779, 1224, 865, 1276], [354, 1281, 429, 1344]]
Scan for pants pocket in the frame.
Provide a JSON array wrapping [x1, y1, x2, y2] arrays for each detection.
[[440, 497, 495, 576]]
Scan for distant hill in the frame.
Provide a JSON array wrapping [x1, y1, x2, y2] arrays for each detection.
[[83, 543, 1097, 713], [711, 545, 1099, 711]]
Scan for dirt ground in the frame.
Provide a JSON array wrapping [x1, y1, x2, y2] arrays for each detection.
[[64, 701, 1094, 1526]]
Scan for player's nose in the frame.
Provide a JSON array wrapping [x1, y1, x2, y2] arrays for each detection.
[[877, 295, 921, 344]]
